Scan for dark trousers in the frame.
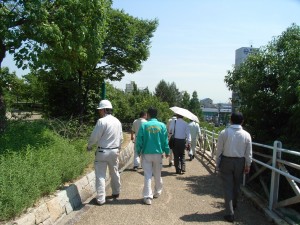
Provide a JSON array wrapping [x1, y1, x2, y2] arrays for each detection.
[[219, 156, 245, 215], [172, 139, 186, 172]]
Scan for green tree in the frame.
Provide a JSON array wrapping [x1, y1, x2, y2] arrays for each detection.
[[225, 24, 300, 145], [189, 91, 202, 120], [0, 0, 111, 125], [154, 80, 181, 106], [181, 91, 190, 109]]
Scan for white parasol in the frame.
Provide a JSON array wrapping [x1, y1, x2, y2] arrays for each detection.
[[170, 106, 199, 123]]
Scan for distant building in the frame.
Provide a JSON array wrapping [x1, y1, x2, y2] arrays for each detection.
[[200, 99, 232, 126], [125, 81, 135, 94], [125, 81, 148, 94], [200, 98, 214, 108], [232, 46, 258, 113]]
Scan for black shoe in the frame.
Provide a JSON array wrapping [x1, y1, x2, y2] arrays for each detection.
[[233, 204, 237, 210], [176, 169, 181, 174], [133, 166, 138, 171], [168, 162, 173, 167], [192, 155, 195, 159], [181, 169, 186, 173], [112, 194, 119, 199], [224, 215, 234, 223]]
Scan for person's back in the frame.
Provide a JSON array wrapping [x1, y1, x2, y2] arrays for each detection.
[[96, 114, 122, 148], [131, 111, 147, 170], [87, 100, 123, 206], [188, 121, 201, 160], [189, 121, 201, 139], [218, 124, 251, 165], [135, 107, 169, 205], [216, 112, 252, 223], [137, 117, 169, 155]]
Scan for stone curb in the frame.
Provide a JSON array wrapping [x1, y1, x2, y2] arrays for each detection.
[[6, 142, 134, 225]]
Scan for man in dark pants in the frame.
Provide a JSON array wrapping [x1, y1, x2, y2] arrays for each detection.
[[216, 112, 252, 223], [169, 114, 191, 174]]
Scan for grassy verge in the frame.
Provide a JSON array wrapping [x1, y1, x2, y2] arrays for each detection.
[[0, 120, 93, 221]]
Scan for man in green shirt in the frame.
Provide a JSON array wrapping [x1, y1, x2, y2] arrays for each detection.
[[136, 107, 170, 205]]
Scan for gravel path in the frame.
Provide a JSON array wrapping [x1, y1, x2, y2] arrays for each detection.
[[58, 152, 273, 225]]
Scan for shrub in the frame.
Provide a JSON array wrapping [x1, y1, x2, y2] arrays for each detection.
[[0, 121, 93, 221]]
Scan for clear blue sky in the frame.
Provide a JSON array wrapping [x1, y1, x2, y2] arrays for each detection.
[[3, 0, 300, 103]]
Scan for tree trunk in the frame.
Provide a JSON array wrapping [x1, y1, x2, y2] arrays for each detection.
[[0, 89, 6, 132], [0, 41, 7, 131]]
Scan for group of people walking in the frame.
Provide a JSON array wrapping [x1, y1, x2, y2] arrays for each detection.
[[87, 99, 252, 223]]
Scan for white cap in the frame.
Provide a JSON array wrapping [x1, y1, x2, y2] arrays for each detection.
[[97, 100, 113, 109]]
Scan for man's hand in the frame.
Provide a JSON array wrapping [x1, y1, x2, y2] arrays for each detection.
[[244, 166, 250, 174], [165, 154, 170, 158], [87, 146, 92, 152], [186, 144, 191, 151]]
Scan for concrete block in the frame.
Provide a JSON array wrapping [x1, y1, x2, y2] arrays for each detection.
[[65, 202, 74, 215], [86, 171, 95, 183], [56, 190, 69, 208], [65, 184, 79, 200], [46, 197, 64, 223], [79, 186, 93, 202], [70, 194, 82, 209], [13, 212, 35, 225], [34, 203, 50, 224], [74, 176, 89, 191], [42, 217, 53, 225]]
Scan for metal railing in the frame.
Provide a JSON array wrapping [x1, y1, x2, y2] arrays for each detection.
[[198, 128, 300, 212]]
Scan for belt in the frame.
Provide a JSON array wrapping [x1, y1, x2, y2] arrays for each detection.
[[97, 146, 118, 152], [222, 155, 244, 159]]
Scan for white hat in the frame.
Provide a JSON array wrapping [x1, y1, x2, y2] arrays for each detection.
[[97, 100, 113, 109]]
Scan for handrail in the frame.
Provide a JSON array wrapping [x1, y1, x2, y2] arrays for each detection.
[[199, 128, 300, 213]]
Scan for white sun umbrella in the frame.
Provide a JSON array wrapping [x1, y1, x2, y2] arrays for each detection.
[[170, 106, 199, 123]]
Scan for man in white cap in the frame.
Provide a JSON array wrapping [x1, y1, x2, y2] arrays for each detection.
[[87, 99, 123, 205]]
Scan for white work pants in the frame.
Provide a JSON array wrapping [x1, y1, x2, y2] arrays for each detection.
[[142, 154, 163, 199], [94, 149, 121, 204], [133, 141, 140, 167], [189, 137, 198, 156]]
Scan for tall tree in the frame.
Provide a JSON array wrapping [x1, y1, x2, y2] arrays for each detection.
[[1, 1, 158, 119], [155, 80, 181, 106], [189, 91, 202, 119], [0, 0, 111, 125], [181, 91, 190, 109]]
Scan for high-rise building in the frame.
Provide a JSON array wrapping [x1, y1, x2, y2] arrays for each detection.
[[232, 47, 258, 113]]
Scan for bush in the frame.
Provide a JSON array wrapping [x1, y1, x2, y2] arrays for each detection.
[[0, 121, 93, 221]]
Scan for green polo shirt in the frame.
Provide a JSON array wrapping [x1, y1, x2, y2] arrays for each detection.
[[136, 118, 170, 155]]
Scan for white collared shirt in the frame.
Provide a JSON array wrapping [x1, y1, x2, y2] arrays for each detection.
[[88, 114, 123, 149], [216, 125, 252, 166], [132, 118, 147, 136], [188, 121, 201, 139], [169, 118, 191, 143]]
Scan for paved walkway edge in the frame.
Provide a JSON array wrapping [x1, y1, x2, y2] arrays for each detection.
[[5, 142, 134, 225], [241, 186, 289, 225]]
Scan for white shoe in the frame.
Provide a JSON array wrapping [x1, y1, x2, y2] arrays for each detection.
[[143, 198, 152, 205], [96, 199, 105, 205], [153, 193, 161, 198]]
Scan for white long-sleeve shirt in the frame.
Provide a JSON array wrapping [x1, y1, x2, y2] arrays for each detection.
[[188, 121, 201, 139], [88, 114, 123, 149], [216, 125, 252, 166], [169, 118, 191, 143]]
